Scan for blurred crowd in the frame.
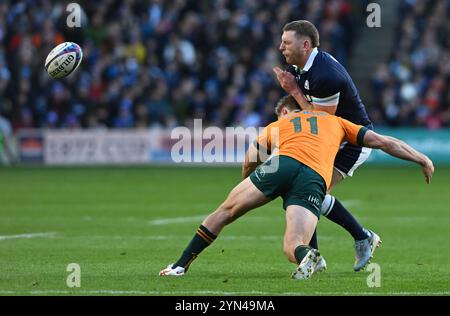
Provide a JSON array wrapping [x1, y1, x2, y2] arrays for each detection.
[[371, 0, 450, 129], [0, 0, 356, 130], [4, 0, 447, 132]]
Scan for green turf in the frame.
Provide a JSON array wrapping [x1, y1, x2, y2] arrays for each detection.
[[0, 165, 449, 296]]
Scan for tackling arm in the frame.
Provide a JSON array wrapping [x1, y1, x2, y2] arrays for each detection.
[[362, 130, 435, 183]]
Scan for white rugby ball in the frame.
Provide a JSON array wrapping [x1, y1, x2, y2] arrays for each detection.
[[45, 42, 83, 79]]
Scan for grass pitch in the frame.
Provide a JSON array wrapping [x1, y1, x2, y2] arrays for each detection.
[[0, 165, 449, 296]]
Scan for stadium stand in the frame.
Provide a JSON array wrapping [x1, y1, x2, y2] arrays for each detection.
[[0, 0, 357, 129], [0, 0, 447, 130], [371, 0, 449, 128]]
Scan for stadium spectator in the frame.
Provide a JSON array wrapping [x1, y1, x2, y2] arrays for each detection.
[[0, 0, 377, 130], [372, 0, 449, 129], [0, 112, 12, 164]]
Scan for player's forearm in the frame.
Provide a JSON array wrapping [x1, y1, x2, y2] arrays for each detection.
[[363, 131, 433, 183], [380, 136, 428, 166], [291, 88, 313, 111]]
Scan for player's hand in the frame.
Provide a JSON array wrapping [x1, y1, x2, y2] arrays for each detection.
[[273, 67, 299, 94], [421, 156, 434, 184]]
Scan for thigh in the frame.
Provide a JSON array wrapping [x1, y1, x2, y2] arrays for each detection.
[[221, 177, 271, 217], [284, 205, 318, 246], [203, 178, 271, 234]]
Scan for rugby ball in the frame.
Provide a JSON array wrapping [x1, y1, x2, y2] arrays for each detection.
[[45, 42, 83, 79]]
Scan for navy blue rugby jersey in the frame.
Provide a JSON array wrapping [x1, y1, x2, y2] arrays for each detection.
[[287, 48, 372, 128]]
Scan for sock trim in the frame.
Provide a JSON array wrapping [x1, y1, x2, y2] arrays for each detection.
[[184, 253, 198, 270], [198, 225, 217, 243], [196, 229, 214, 243], [323, 195, 335, 217], [294, 245, 312, 264], [199, 225, 217, 239]]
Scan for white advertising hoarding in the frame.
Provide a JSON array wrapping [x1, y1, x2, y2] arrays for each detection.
[[44, 130, 154, 164]]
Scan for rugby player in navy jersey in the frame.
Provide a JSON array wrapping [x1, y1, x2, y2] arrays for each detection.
[[273, 20, 380, 272]]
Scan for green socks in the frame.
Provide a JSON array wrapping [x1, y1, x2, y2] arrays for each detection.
[[173, 225, 217, 270], [294, 245, 312, 264]]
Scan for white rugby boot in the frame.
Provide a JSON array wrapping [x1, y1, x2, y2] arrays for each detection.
[[292, 248, 322, 280], [353, 230, 382, 271], [159, 264, 185, 276], [315, 256, 327, 273]]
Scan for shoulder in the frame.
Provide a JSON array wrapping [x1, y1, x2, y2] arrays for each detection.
[[337, 116, 365, 131], [308, 52, 346, 97], [312, 52, 346, 83], [264, 120, 280, 131]]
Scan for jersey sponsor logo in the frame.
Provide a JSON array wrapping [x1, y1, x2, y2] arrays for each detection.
[[304, 80, 309, 90], [308, 195, 321, 210]]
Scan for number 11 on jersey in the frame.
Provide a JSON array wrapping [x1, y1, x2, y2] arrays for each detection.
[[290, 117, 318, 135]]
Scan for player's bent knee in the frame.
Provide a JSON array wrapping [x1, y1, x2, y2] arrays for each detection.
[[321, 194, 335, 217]]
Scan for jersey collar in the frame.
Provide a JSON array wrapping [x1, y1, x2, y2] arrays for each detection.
[[299, 47, 318, 73]]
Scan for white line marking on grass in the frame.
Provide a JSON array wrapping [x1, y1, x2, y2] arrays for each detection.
[[341, 199, 361, 208], [272, 291, 450, 296], [149, 215, 207, 225], [0, 290, 448, 296], [390, 216, 448, 223], [0, 232, 56, 241], [213, 235, 335, 241], [149, 215, 268, 225], [62, 235, 279, 241], [58, 234, 337, 241], [81, 235, 173, 240], [148, 201, 361, 226], [221, 236, 279, 241]]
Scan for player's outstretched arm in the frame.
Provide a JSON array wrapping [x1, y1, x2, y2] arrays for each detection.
[[362, 130, 434, 183]]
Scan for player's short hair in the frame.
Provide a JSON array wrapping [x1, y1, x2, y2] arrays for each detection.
[[275, 95, 300, 116], [283, 20, 320, 47]]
